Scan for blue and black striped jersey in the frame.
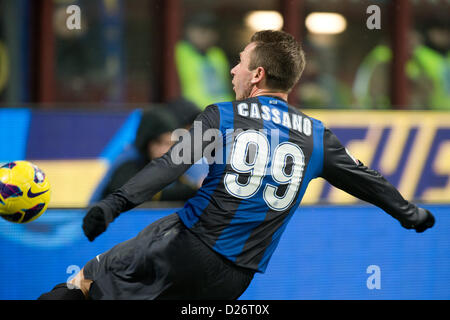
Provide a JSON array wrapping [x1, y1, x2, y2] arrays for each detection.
[[177, 96, 324, 272], [99, 95, 423, 273]]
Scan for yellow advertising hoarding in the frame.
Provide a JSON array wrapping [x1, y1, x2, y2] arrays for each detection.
[[304, 110, 450, 204]]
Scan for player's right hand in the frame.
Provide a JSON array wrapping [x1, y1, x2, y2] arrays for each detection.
[[82, 206, 107, 241]]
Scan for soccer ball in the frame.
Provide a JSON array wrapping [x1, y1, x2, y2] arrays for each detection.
[[0, 161, 51, 223]]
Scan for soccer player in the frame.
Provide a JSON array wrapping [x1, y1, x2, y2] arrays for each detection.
[[38, 30, 435, 300]]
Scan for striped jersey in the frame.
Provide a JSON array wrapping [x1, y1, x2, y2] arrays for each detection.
[[177, 96, 323, 272]]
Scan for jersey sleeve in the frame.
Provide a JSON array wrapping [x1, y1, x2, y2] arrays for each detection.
[[96, 105, 221, 223], [319, 127, 423, 228]]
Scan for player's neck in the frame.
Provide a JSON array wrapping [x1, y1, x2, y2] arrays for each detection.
[[249, 87, 288, 102]]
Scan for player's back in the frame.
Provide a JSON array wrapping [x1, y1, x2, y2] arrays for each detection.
[[177, 95, 324, 272]]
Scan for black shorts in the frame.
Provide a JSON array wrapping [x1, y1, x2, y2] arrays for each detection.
[[83, 213, 255, 300]]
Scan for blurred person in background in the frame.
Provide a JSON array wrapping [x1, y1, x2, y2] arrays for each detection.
[[175, 12, 233, 110], [297, 46, 352, 109], [407, 23, 450, 110], [166, 97, 201, 130], [166, 97, 208, 187], [98, 106, 198, 202], [52, 2, 106, 103], [352, 41, 392, 109], [353, 26, 449, 110]]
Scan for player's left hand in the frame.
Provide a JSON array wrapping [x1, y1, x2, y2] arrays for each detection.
[[82, 206, 107, 241], [413, 208, 435, 233]]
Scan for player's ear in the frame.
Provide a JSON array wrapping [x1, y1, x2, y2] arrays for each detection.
[[250, 67, 265, 85]]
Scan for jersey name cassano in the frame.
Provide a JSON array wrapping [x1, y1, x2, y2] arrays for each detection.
[[236, 100, 312, 136]]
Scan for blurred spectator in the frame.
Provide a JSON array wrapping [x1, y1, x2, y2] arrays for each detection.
[[298, 53, 333, 108], [96, 107, 198, 203], [166, 97, 201, 129], [353, 29, 450, 110], [167, 97, 209, 188], [352, 43, 392, 109], [175, 12, 233, 110], [407, 25, 450, 110], [53, 2, 106, 103], [298, 37, 353, 109]]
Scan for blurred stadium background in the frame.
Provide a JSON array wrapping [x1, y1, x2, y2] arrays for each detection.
[[0, 0, 449, 299]]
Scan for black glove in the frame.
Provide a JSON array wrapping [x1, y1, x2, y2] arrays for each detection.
[[82, 206, 107, 241], [413, 208, 435, 233]]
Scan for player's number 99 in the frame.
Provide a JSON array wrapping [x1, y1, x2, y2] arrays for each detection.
[[224, 130, 305, 211]]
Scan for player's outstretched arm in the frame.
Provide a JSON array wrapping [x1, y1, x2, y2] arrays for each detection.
[[319, 127, 435, 233], [82, 106, 221, 241]]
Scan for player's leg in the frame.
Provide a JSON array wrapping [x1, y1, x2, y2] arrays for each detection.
[[38, 212, 253, 300], [154, 223, 255, 300], [78, 213, 185, 299], [37, 214, 180, 300], [37, 282, 85, 300]]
